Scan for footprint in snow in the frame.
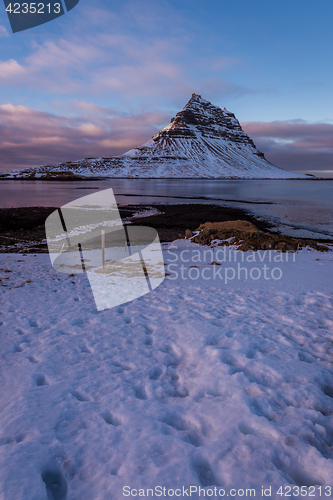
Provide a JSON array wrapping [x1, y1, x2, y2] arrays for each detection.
[[70, 390, 91, 402], [112, 361, 133, 371], [42, 470, 67, 500], [245, 347, 256, 359], [80, 344, 92, 353], [0, 433, 26, 446], [71, 318, 89, 328], [184, 431, 202, 447], [172, 385, 189, 398], [149, 366, 163, 380], [192, 460, 217, 487], [160, 413, 188, 431], [101, 411, 122, 426], [167, 367, 189, 398], [57, 330, 68, 336], [33, 374, 48, 387], [133, 385, 148, 400], [28, 356, 39, 364]]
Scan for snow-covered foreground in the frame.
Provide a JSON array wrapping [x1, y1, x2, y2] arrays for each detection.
[[0, 243, 333, 500]]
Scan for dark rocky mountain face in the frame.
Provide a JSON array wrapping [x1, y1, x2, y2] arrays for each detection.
[[153, 93, 256, 148]]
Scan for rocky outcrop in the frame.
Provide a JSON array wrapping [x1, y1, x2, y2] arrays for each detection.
[[192, 221, 331, 252], [152, 94, 257, 146]]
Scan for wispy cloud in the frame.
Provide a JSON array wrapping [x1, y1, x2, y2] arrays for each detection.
[[242, 120, 333, 176], [0, 24, 9, 37], [0, 2, 251, 107], [0, 59, 26, 80], [0, 103, 169, 171]]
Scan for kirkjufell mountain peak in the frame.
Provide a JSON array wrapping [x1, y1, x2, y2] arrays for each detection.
[[1, 94, 308, 179]]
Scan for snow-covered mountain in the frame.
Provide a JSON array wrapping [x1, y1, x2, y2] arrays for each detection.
[[0, 94, 308, 179]]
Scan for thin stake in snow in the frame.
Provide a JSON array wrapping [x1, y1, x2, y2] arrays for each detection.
[[101, 230, 105, 270]]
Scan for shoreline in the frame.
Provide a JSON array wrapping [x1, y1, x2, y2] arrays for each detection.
[[0, 176, 327, 181], [0, 204, 332, 254]]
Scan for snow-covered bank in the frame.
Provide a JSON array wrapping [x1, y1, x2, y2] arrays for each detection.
[[0, 243, 333, 499]]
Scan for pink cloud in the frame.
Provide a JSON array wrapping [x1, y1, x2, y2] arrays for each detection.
[[0, 59, 26, 81], [241, 120, 333, 175], [242, 121, 333, 145], [0, 103, 169, 171]]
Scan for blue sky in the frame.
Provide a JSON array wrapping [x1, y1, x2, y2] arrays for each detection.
[[0, 0, 333, 176]]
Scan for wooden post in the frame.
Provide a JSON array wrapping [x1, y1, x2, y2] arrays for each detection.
[[101, 229, 105, 270]]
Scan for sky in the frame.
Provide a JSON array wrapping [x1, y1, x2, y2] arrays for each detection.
[[0, 0, 333, 177]]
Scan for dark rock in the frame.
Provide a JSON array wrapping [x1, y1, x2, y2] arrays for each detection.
[[261, 241, 275, 250]]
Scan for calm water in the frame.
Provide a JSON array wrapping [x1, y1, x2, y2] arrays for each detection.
[[1, 179, 333, 239]]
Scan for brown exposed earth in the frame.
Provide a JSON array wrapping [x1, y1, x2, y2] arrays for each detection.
[[192, 221, 332, 253]]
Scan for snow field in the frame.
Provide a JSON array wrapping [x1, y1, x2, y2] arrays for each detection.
[[0, 244, 333, 499]]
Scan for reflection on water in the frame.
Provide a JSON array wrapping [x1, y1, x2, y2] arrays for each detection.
[[0, 179, 333, 239]]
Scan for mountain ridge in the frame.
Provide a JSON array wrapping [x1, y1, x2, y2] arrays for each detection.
[[0, 94, 309, 179]]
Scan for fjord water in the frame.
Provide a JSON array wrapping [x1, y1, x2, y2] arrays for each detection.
[[0, 179, 333, 239]]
